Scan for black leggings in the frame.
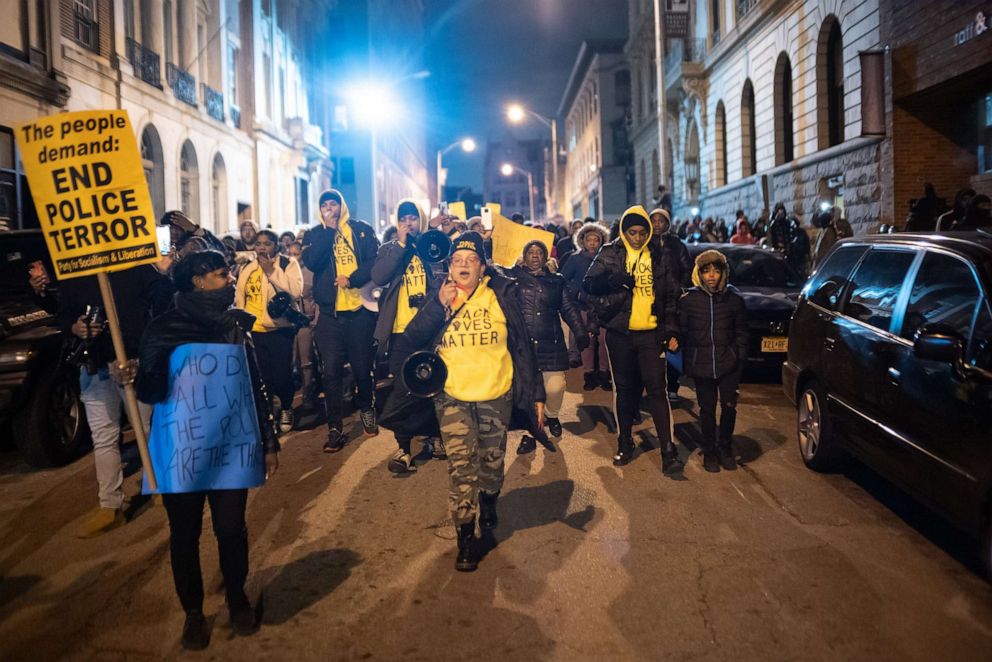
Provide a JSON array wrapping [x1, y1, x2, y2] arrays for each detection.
[[254, 327, 297, 411], [693, 371, 740, 452], [313, 308, 377, 430], [162, 489, 250, 613], [605, 328, 673, 445]]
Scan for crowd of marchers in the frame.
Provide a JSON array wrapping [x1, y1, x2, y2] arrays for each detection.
[[24, 177, 988, 651]]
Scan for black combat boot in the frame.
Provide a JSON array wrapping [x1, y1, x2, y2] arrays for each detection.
[[718, 443, 737, 471], [455, 521, 478, 572], [661, 442, 685, 475], [613, 436, 634, 466], [479, 491, 499, 530]]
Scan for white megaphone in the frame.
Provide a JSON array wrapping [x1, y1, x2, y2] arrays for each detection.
[[359, 281, 383, 312]]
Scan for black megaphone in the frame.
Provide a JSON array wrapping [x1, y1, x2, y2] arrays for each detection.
[[416, 229, 452, 264], [401, 350, 448, 398]]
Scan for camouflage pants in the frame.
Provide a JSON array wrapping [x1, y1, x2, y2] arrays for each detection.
[[434, 391, 513, 526]]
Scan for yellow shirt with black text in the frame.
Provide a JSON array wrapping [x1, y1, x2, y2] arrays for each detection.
[[334, 221, 362, 312], [626, 248, 657, 331], [243, 267, 268, 333], [438, 277, 513, 402], [392, 253, 427, 334]]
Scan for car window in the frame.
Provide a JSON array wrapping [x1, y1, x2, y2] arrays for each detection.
[[804, 245, 868, 311], [841, 249, 915, 332], [727, 251, 800, 288], [900, 252, 980, 341], [969, 300, 992, 372]]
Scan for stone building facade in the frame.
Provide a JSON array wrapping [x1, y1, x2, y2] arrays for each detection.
[[628, 0, 885, 235], [0, 0, 333, 235]]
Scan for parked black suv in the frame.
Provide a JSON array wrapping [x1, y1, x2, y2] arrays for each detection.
[[0, 230, 90, 466], [783, 232, 992, 576]]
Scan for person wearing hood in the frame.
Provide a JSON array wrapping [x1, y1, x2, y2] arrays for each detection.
[[951, 194, 992, 231], [730, 215, 756, 245], [560, 221, 611, 390], [371, 199, 444, 473], [402, 232, 545, 572], [303, 189, 381, 452], [136, 251, 279, 650], [235, 229, 304, 433], [582, 206, 683, 474], [511, 240, 589, 450], [678, 250, 748, 473]]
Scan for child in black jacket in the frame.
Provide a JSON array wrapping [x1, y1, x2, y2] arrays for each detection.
[[678, 250, 748, 472]]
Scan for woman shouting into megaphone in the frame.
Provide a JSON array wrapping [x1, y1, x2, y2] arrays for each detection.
[[401, 231, 545, 572]]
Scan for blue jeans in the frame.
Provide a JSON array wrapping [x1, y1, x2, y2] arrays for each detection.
[[79, 367, 152, 509]]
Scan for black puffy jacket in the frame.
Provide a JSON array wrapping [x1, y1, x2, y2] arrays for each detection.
[[302, 218, 380, 316], [136, 292, 280, 455], [677, 286, 748, 380], [510, 266, 588, 372]]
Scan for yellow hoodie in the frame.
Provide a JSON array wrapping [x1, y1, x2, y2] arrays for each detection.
[[327, 192, 363, 312], [619, 205, 657, 331], [392, 198, 429, 333]]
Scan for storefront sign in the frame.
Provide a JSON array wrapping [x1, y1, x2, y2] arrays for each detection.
[[953, 11, 989, 46]]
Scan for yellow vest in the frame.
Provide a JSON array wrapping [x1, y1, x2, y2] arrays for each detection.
[[392, 253, 427, 334], [334, 221, 362, 312], [243, 267, 267, 333], [627, 248, 657, 330], [438, 277, 513, 402]]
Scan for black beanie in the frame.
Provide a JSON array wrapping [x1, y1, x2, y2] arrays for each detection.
[[397, 201, 419, 218], [319, 190, 342, 206], [621, 212, 650, 231], [450, 231, 486, 262]]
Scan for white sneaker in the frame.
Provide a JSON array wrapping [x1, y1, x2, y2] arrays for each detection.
[[279, 409, 294, 434], [387, 449, 417, 474]]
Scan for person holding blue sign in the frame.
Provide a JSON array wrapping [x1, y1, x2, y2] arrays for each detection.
[[136, 251, 279, 651]]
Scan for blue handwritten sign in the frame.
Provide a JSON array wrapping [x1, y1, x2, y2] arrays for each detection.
[[143, 343, 265, 494]]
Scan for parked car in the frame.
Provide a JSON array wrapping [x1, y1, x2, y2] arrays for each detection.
[[0, 230, 90, 467], [686, 243, 801, 372], [782, 232, 992, 577]]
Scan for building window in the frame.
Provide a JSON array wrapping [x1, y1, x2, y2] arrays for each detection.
[[715, 100, 727, 187], [163, 1, 174, 64], [180, 140, 199, 218], [296, 176, 309, 225], [227, 42, 239, 105], [340, 157, 355, 185], [711, 0, 721, 45], [73, 0, 99, 52], [823, 17, 845, 148], [212, 153, 227, 232], [0, 126, 39, 230], [123, 0, 135, 40], [141, 125, 165, 221], [774, 53, 794, 164], [741, 79, 756, 177], [685, 120, 700, 202]]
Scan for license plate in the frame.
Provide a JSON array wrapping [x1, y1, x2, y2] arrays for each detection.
[[761, 337, 789, 353]]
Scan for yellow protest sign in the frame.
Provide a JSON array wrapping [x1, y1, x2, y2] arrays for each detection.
[[15, 110, 160, 279], [490, 213, 555, 268], [448, 201, 467, 221]]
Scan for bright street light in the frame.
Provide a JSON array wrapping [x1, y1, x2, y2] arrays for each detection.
[[461, 138, 477, 153], [506, 104, 526, 123], [690, 206, 700, 217], [346, 82, 398, 128], [500, 163, 514, 177], [504, 102, 558, 217]]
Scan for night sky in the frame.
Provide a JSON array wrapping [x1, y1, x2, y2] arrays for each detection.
[[422, 0, 628, 191]]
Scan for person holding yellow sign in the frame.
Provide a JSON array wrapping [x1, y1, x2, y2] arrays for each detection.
[[582, 206, 684, 475]]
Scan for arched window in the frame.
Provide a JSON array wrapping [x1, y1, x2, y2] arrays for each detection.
[[140, 125, 165, 220], [211, 153, 227, 232], [741, 79, 756, 177], [774, 53, 794, 164], [715, 100, 727, 187], [685, 120, 700, 202], [818, 16, 845, 149], [180, 140, 199, 218]]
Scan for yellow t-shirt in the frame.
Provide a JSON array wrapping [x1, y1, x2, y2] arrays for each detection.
[[627, 248, 657, 331], [243, 266, 267, 333], [438, 278, 513, 402], [334, 221, 362, 312], [392, 253, 427, 334]]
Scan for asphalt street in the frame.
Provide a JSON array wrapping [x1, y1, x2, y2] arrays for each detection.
[[1, 372, 991, 661]]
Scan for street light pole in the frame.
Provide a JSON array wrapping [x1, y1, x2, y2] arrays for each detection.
[[435, 148, 443, 208], [550, 118, 558, 217], [506, 104, 557, 218], [526, 169, 535, 224]]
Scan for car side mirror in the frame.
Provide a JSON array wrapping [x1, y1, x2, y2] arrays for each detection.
[[913, 324, 964, 364]]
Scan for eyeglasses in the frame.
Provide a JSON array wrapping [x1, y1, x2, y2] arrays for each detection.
[[450, 257, 481, 267]]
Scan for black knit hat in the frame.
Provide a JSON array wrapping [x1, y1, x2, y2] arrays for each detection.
[[397, 201, 419, 218], [318, 190, 342, 206], [450, 231, 486, 262]]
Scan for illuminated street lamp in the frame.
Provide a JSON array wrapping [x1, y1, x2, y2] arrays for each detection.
[[436, 137, 477, 206], [505, 103, 558, 217], [501, 162, 535, 223]]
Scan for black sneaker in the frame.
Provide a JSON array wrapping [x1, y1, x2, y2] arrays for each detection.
[[662, 448, 685, 475], [613, 438, 634, 466], [387, 449, 417, 474], [230, 601, 260, 636], [517, 435, 537, 454], [719, 446, 737, 471], [429, 436, 447, 460], [702, 452, 721, 473], [360, 408, 378, 436], [547, 417, 562, 437], [181, 610, 210, 650], [583, 373, 598, 391], [323, 428, 346, 453]]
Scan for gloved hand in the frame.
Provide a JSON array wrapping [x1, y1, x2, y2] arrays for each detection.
[[608, 271, 636, 290]]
